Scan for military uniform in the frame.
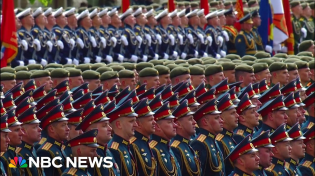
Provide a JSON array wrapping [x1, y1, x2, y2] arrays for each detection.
[[291, 11, 304, 54], [298, 125, 315, 176], [223, 8, 238, 54], [301, 93, 315, 130], [233, 123, 255, 143]]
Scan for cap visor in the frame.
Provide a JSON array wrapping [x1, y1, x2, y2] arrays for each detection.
[[1, 129, 11, 132], [187, 111, 195, 116], [87, 143, 99, 148], [248, 104, 257, 109], [283, 137, 293, 142], [142, 111, 155, 117], [165, 115, 175, 119], [253, 94, 260, 99], [211, 110, 222, 115], [57, 117, 69, 122], [278, 107, 289, 111], [10, 121, 23, 126], [288, 104, 300, 109], [99, 117, 110, 121], [233, 99, 241, 103], [1, 95, 4, 99], [8, 105, 17, 111], [30, 102, 37, 106], [127, 112, 138, 117], [65, 108, 77, 114], [29, 119, 41, 124], [296, 136, 306, 140], [263, 144, 275, 148], [191, 102, 200, 107], [298, 103, 306, 107]]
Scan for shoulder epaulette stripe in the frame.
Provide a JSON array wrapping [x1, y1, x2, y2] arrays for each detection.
[[170, 140, 180, 148], [215, 134, 224, 141], [42, 142, 53, 151], [236, 129, 244, 136], [149, 140, 158, 148], [129, 137, 137, 144], [15, 147, 22, 154], [39, 137, 47, 145], [110, 142, 119, 150], [302, 161, 312, 167], [196, 134, 206, 142], [67, 168, 77, 175], [265, 163, 275, 171], [0, 152, 4, 156]]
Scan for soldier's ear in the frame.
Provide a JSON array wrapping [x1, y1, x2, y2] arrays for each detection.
[[77, 148, 82, 156], [121, 81, 125, 86]]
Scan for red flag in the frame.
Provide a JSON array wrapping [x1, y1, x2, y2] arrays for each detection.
[[168, 0, 176, 12], [200, 0, 209, 16], [1, 0, 18, 68], [121, 0, 130, 13], [282, 0, 294, 55], [234, 0, 244, 31]]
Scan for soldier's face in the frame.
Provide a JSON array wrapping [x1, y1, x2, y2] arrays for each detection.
[[144, 76, 160, 89], [219, 15, 226, 26], [101, 14, 111, 26], [83, 16, 92, 28], [223, 70, 236, 83], [121, 78, 136, 90], [136, 115, 156, 135], [209, 72, 225, 86], [180, 16, 188, 26], [273, 141, 292, 160], [119, 116, 138, 139], [204, 114, 224, 135], [68, 124, 82, 140], [199, 15, 207, 25], [1, 80, 17, 93], [298, 68, 311, 83], [191, 75, 205, 89], [288, 70, 299, 82], [239, 152, 260, 172], [252, 16, 261, 27], [258, 147, 274, 168], [86, 79, 100, 92], [276, 69, 289, 85], [96, 121, 112, 144], [15, 17, 22, 29], [36, 76, 53, 92], [111, 14, 122, 27], [159, 74, 171, 86], [272, 110, 288, 127], [156, 119, 177, 139], [8, 125, 24, 146], [242, 107, 260, 128], [310, 69, 315, 80], [22, 123, 42, 143], [172, 16, 180, 26], [147, 16, 157, 26], [51, 121, 70, 141], [243, 72, 256, 85], [35, 14, 47, 26], [222, 108, 239, 129], [0, 132, 10, 152], [176, 115, 197, 136], [103, 78, 121, 90], [69, 76, 84, 89], [47, 14, 56, 26], [23, 15, 34, 26], [92, 16, 102, 27], [297, 106, 306, 124], [68, 15, 77, 28], [80, 145, 97, 158], [290, 139, 306, 159], [137, 14, 147, 25], [286, 108, 300, 127]]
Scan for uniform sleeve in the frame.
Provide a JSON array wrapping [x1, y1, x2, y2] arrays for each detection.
[[190, 141, 206, 176], [235, 35, 246, 57], [36, 149, 57, 176], [298, 165, 314, 176]]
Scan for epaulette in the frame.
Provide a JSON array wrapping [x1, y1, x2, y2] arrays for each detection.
[[299, 18, 305, 21], [90, 29, 94, 33], [135, 26, 140, 30], [110, 142, 119, 150], [39, 138, 47, 145], [15, 147, 22, 154], [265, 163, 275, 172], [54, 29, 61, 33], [67, 168, 77, 175], [100, 30, 104, 34], [233, 174, 239, 176], [41, 142, 53, 151], [239, 31, 244, 34], [302, 161, 312, 167], [0, 152, 4, 156], [215, 133, 224, 141], [291, 17, 294, 21], [284, 162, 290, 169], [149, 140, 158, 148], [307, 122, 314, 129], [61, 145, 66, 151], [170, 140, 180, 148], [18, 32, 24, 36], [196, 134, 206, 142], [129, 136, 137, 144], [236, 129, 244, 136], [80, 29, 84, 34], [33, 29, 38, 33]]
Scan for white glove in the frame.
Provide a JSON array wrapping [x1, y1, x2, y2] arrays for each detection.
[[178, 34, 183, 45], [18, 61, 25, 66], [117, 54, 124, 62], [169, 34, 175, 45], [197, 33, 204, 44], [95, 56, 102, 63], [121, 35, 128, 45], [265, 45, 272, 53], [131, 55, 138, 62], [106, 55, 113, 63], [84, 57, 91, 63], [40, 59, 48, 66], [33, 39, 41, 51], [215, 54, 221, 59], [110, 37, 117, 47], [301, 28, 307, 38], [164, 53, 169, 59], [206, 36, 213, 46], [46, 41, 53, 52], [145, 34, 151, 46], [154, 54, 159, 60], [173, 51, 178, 58], [156, 34, 162, 44], [222, 31, 229, 41], [69, 38, 75, 50], [220, 50, 226, 57], [100, 37, 106, 48], [57, 40, 64, 49], [21, 40, 28, 51], [90, 36, 97, 47], [281, 46, 288, 53], [203, 53, 208, 57], [273, 44, 282, 51], [28, 59, 36, 64], [65, 58, 72, 65], [218, 36, 224, 47], [181, 52, 187, 59], [76, 38, 84, 49], [136, 36, 142, 47], [194, 51, 199, 58], [187, 34, 194, 44], [142, 55, 148, 62], [73, 58, 79, 65]]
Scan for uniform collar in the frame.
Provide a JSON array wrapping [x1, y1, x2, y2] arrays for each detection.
[[134, 24, 143, 29], [261, 123, 275, 133], [8, 145, 16, 152], [173, 135, 190, 144], [46, 135, 63, 148], [134, 131, 149, 142], [151, 134, 169, 145], [222, 128, 233, 137], [199, 128, 216, 139], [234, 167, 253, 176], [97, 144, 107, 151], [272, 157, 285, 166], [20, 141, 34, 151], [238, 123, 254, 134], [286, 124, 291, 130], [108, 24, 118, 30], [304, 153, 315, 162], [124, 24, 133, 29], [112, 134, 130, 146], [289, 158, 298, 166], [53, 24, 62, 29]]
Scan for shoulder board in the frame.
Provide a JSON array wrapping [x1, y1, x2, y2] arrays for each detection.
[[302, 161, 312, 167], [110, 142, 119, 150], [265, 163, 275, 171], [41, 142, 53, 151], [61, 145, 66, 151], [0, 152, 4, 156], [55, 29, 61, 33], [90, 29, 94, 33], [129, 136, 137, 144], [149, 140, 158, 148], [291, 17, 294, 21], [18, 32, 24, 36], [39, 137, 47, 145], [33, 29, 38, 33], [136, 26, 141, 30], [80, 29, 84, 34], [15, 147, 22, 154], [236, 129, 244, 136], [215, 133, 224, 141], [233, 174, 239, 176], [67, 168, 77, 175], [239, 31, 244, 34], [284, 162, 290, 169], [197, 134, 206, 142], [100, 30, 104, 34], [170, 140, 180, 148], [299, 18, 305, 21], [307, 122, 314, 129]]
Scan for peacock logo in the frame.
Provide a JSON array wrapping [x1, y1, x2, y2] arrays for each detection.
[[9, 157, 28, 168]]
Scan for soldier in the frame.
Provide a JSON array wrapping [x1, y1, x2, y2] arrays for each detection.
[[217, 10, 229, 54], [129, 99, 157, 176], [215, 93, 239, 175], [191, 99, 225, 176], [66, 69, 83, 90], [107, 99, 138, 176], [220, 62, 236, 84], [301, 92, 314, 130], [309, 61, 314, 84], [170, 67, 191, 86], [61, 129, 99, 176], [298, 40, 315, 55], [251, 130, 275, 176], [197, 9, 211, 58], [15, 71, 32, 87], [37, 104, 69, 175], [100, 71, 121, 91], [189, 66, 205, 89], [167, 10, 183, 59], [223, 8, 238, 54], [285, 123, 306, 175], [205, 11, 223, 59], [0, 73, 16, 94], [82, 70, 101, 92], [235, 13, 257, 57], [269, 62, 289, 87], [0, 114, 10, 176], [298, 125, 315, 176], [0, 109, 23, 176], [226, 135, 259, 176], [171, 100, 201, 176], [286, 63, 299, 82], [118, 70, 137, 90], [235, 65, 256, 88], [17, 106, 45, 176], [44, 8, 56, 32], [149, 102, 181, 176], [291, 0, 307, 54], [301, 3, 314, 40], [50, 69, 70, 88], [205, 65, 225, 89], [75, 104, 120, 175], [284, 92, 301, 130], [138, 68, 160, 89], [154, 65, 171, 86], [296, 61, 312, 87], [265, 124, 292, 176], [30, 70, 53, 93], [253, 63, 271, 85]]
